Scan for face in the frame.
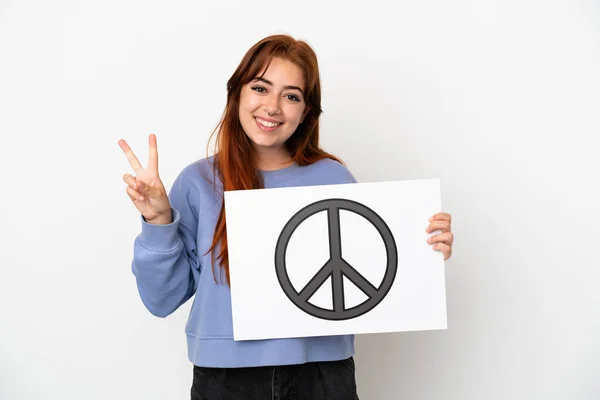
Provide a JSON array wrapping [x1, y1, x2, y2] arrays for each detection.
[[238, 57, 308, 154]]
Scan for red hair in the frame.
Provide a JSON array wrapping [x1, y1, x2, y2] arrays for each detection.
[[206, 34, 342, 285]]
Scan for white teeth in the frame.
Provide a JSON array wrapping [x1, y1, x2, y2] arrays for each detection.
[[256, 117, 281, 128]]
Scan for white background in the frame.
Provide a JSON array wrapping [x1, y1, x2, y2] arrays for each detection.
[[225, 180, 445, 340], [1, 0, 599, 399]]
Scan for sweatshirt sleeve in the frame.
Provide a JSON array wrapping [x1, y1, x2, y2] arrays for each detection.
[[131, 167, 201, 318]]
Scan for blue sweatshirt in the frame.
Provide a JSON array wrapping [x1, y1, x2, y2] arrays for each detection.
[[131, 156, 357, 368]]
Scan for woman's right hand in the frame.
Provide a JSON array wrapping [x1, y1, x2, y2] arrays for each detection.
[[118, 134, 172, 225]]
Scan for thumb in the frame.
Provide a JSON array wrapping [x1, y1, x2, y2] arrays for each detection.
[[134, 178, 146, 192]]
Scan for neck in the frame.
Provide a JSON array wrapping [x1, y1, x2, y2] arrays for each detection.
[[254, 146, 293, 171]]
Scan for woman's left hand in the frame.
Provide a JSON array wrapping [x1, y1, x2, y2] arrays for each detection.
[[426, 212, 454, 261]]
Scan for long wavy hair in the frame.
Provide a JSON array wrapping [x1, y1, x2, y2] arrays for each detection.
[[206, 34, 342, 285]]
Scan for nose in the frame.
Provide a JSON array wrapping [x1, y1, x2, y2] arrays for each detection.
[[263, 92, 281, 116]]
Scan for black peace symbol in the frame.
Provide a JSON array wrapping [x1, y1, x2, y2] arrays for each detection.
[[274, 198, 398, 321]]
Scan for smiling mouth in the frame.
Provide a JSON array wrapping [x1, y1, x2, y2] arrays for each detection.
[[255, 117, 283, 130], [255, 117, 283, 127]]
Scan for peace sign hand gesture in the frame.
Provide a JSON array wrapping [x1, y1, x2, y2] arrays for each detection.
[[118, 134, 172, 225]]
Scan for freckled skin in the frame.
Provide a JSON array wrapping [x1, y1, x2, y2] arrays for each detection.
[[238, 57, 308, 166]]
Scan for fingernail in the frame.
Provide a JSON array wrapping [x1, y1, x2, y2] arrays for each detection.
[[133, 183, 137, 189], [139, 196, 144, 201], [429, 217, 433, 222]]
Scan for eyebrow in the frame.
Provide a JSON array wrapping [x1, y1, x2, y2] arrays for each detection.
[[252, 77, 304, 96]]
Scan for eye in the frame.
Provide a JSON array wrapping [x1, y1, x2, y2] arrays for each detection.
[[286, 94, 301, 102], [251, 86, 266, 93]]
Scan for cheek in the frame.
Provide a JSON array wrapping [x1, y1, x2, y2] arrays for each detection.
[[284, 104, 304, 121], [240, 92, 261, 113]]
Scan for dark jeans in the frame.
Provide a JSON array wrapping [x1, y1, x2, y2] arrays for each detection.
[[191, 357, 359, 400]]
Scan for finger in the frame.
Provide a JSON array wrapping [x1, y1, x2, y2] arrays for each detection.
[[123, 173, 146, 192], [123, 173, 137, 189], [432, 242, 452, 261], [429, 212, 451, 224], [426, 220, 450, 233], [427, 232, 454, 247], [134, 176, 147, 192], [148, 134, 158, 171], [126, 185, 145, 202], [118, 139, 144, 173]]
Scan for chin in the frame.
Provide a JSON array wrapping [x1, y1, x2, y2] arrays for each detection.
[[247, 131, 285, 148], [251, 138, 284, 150]]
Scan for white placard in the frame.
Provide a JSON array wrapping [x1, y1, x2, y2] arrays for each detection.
[[224, 179, 447, 341]]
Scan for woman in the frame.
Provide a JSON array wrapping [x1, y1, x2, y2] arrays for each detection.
[[118, 34, 454, 400]]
